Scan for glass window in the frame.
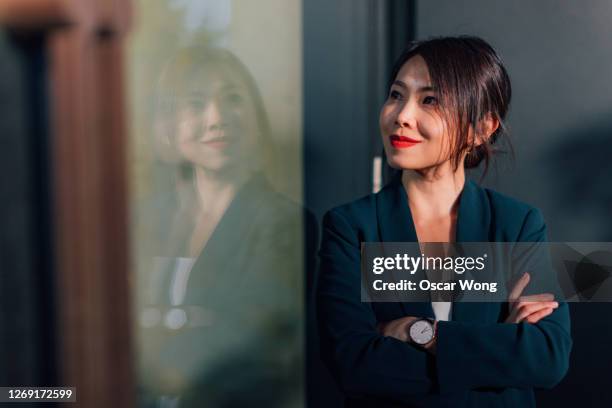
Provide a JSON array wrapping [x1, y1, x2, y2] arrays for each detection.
[[127, 1, 304, 406]]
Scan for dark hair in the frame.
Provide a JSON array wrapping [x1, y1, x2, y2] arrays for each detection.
[[388, 35, 512, 173], [154, 46, 274, 174], [156, 46, 271, 140]]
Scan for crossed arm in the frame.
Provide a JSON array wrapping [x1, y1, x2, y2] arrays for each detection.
[[379, 272, 560, 352], [317, 209, 572, 400]]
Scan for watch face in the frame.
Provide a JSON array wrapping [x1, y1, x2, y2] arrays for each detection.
[[409, 320, 434, 345]]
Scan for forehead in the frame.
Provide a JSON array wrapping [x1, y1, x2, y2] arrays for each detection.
[[162, 62, 248, 96], [184, 70, 244, 96], [183, 81, 242, 100], [395, 54, 432, 87]]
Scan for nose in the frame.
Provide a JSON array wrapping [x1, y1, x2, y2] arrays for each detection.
[[395, 100, 417, 129], [202, 101, 227, 132]]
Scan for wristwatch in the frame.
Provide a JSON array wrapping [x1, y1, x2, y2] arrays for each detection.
[[408, 318, 436, 345]]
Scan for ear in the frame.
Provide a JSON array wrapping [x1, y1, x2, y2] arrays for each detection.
[[473, 113, 500, 146]]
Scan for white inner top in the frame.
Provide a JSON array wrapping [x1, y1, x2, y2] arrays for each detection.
[[169, 257, 197, 306], [432, 301, 452, 321]]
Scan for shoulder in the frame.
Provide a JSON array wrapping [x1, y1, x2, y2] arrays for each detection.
[[241, 180, 311, 246], [238, 174, 304, 221], [324, 193, 376, 223], [323, 188, 379, 227], [481, 185, 547, 242], [319, 191, 382, 249]]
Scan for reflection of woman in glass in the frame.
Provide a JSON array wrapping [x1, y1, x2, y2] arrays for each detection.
[[135, 47, 302, 407], [317, 36, 571, 407]]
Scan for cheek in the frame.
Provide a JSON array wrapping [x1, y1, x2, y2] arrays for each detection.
[[176, 121, 192, 143], [223, 107, 252, 138], [379, 105, 394, 131], [222, 106, 241, 123], [243, 109, 263, 143], [418, 114, 446, 141], [175, 110, 200, 140]]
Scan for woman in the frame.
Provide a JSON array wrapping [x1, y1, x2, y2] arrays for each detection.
[[135, 47, 304, 407], [317, 36, 572, 407]]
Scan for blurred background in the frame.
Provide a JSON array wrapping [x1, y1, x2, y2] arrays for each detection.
[[0, 0, 611, 407]]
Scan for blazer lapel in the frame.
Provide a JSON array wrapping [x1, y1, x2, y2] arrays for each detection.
[[455, 179, 491, 244], [375, 173, 434, 318], [375, 173, 494, 322], [452, 178, 493, 322]]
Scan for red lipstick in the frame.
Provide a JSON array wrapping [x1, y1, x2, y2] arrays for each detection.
[[200, 134, 234, 149], [390, 134, 422, 148], [204, 140, 229, 149]]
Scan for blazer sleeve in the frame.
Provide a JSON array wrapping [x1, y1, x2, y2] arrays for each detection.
[[317, 209, 435, 401], [435, 208, 573, 394]]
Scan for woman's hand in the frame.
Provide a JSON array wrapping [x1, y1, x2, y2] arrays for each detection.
[[377, 272, 556, 354], [377, 317, 437, 354], [377, 316, 418, 343], [505, 272, 559, 324]]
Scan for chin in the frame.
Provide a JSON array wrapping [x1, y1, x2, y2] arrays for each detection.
[[183, 156, 228, 172], [386, 154, 425, 171]]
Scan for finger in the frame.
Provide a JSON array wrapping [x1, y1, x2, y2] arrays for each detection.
[[518, 293, 555, 302], [516, 303, 556, 323], [517, 300, 559, 310], [516, 303, 554, 323], [505, 297, 556, 324], [525, 308, 555, 324], [505, 307, 519, 324], [508, 295, 555, 318], [517, 302, 559, 322], [517, 301, 559, 313], [509, 294, 554, 315], [506, 301, 527, 323], [508, 272, 530, 302]]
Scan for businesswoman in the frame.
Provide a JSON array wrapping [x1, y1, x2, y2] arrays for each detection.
[[317, 36, 572, 407], [135, 47, 303, 407]]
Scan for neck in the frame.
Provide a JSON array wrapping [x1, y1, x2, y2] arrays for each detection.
[[177, 166, 250, 214], [401, 162, 466, 220]]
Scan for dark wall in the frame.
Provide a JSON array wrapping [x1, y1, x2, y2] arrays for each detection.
[[303, 1, 411, 406], [304, 0, 384, 219], [0, 30, 56, 392], [415, 1, 612, 405]]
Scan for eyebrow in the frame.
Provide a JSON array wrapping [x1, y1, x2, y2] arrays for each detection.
[[183, 83, 241, 99], [219, 83, 241, 92], [392, 80, 435, 92]]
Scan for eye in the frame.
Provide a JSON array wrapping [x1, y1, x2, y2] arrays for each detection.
[[422, 95, 438, 105], [389, 90, 403, 100], [222, 92, 244, 106], [188, 99, 206, 111]]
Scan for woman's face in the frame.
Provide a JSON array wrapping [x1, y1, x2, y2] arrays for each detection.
[[174, 71, 260, 173], [379, 54, 455, 171]]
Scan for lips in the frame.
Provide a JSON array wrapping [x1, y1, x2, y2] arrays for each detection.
[[200, 135, 234, 149], [390, 134, 422, 148], [203, 139, 229, 149]]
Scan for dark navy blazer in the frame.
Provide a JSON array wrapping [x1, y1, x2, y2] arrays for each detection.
[[316, 174, 572, 407]]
